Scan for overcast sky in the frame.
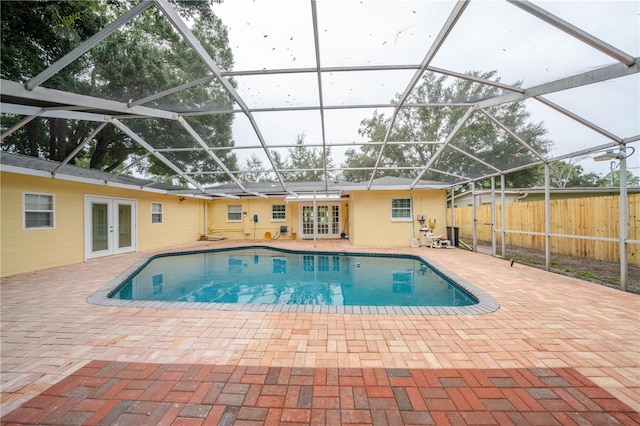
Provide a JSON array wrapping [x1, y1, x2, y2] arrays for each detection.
[[209, 0, 639, 178]]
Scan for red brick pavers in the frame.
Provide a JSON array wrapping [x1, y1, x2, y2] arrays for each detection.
[[2, 240, 639, 423], [2, 361, 638, 425]]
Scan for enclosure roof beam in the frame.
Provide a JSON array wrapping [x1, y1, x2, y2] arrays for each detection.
[[410, 106, 475, 189], [534, 96, 623, 142], [222, 64, 523, 94], [0, 114, 37, 140], [53, 123, 108, 176], [427, 66, 524, 93], [180, 101, 473, 117], [546, 141, 626, 163], [111, 118, 205, 192], [107, 153, 152, 182], [447, 144, 502, 173], [311, 0, 329, 192], [186, 140, 442, 151], [177, 116, 248, 192], [478, 109, 547, 162], [507, 0, 636, 66], [1, 79, 177, 120], [128, 75, 217, 108], [477, 61, 640, 110], [0, 102, 113, 122], [154, 0, 289, 193], [25, 1, 154, 90], [367, 0, 470, 190]]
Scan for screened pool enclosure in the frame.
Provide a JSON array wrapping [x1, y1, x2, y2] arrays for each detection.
[[0, 0, 638, 289]]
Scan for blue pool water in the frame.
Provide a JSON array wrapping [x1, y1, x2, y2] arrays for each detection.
[[109, 247, 478, 307]]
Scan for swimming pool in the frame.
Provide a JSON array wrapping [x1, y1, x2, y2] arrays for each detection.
[[90, 246, 499, 315]]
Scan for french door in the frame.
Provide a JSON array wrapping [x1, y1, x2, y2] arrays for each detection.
[[300, 204, 341, 239], [85, 196, 137, 260]]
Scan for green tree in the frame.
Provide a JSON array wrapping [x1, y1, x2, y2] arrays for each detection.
[[239, 133, 334, 182], [342, 71, 550, 187], [549, 160, 604, 188], [240, 153, 272, 183], [285, 133, 333, 181], [1, 0, 235, 184], [600, 169, 640, 187]]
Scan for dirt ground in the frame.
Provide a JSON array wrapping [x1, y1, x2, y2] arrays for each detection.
[[472, 242, 639, 295]]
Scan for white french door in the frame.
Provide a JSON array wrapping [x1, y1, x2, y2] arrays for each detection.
[[300, 204, 341, 239], [85, 196, 137, 260]]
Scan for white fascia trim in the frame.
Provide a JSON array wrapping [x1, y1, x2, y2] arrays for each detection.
[[342, 185, 450, 191], [284, 194, 342, 202], [1, 164, 174, 195]]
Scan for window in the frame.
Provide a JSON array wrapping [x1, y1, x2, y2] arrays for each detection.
[[151, 203, 163, 224], [391, 198, 412, 221], [24, 193, 54, 229], [227, 205, 242, 221], [271, 204, 286, 221]]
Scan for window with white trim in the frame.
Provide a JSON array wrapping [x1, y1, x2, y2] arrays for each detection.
[[151, 202, 163, 224], [391, 198, 412, 221], [227, 205, 242, 222], [271, 204, 286, 221], [24, 193, 55, 229]]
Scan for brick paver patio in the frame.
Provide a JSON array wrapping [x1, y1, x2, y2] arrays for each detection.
[[2, 361, 639, 425], [1, 240, 638, 424]]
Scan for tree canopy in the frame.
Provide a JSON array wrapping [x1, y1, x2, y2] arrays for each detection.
[[342, 71, 551, 188], [1, 0, 236, 184], [240, 133, 333, 183]]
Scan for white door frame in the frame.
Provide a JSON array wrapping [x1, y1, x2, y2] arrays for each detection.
[[299, 202, 341, 239], [84, 195, 137, 260]]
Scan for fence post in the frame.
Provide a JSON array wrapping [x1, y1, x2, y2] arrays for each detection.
[[619, 148, 628, 291], [491, 177, 497, 256], [501, 174, 506, 258], [472, 184, 477, 251]]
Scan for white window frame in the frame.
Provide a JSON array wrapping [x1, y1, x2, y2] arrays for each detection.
[[271, 204, 287, 222], [23, 192, 55, 229], [227, 205, 242, 222], [151, 202, 163, 224], [391, 198, 412, 222]]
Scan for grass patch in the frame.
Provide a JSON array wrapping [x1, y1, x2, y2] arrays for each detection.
[[606, 277, 620, 286], [577, 270, 596, 279], [510, 256, 542, 265]]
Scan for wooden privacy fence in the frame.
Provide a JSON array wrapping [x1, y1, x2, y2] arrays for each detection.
[[447, 193, 639, 266]]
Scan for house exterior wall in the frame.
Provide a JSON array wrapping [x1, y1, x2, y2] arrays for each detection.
[[348, 189, 447, 246], [207, 198, 354, 241], [0, 172, 203, 277]]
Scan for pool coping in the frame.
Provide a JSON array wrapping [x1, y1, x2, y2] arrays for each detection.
[[87, 245, 500, 315]]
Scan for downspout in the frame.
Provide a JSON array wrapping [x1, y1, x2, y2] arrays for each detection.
[[204, 200, 212, 236]]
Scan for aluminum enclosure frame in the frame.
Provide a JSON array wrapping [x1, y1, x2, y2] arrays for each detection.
[[0, 0, 638, 289]]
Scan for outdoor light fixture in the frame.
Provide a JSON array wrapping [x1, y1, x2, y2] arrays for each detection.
[[593, 147, 635, 162], [593, 150, 624, 161]]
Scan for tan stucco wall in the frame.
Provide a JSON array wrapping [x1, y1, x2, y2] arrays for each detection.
[[0, 172, 203, 277], [1, 172, 449, 275], [207, 198, 302, 241], [348, 189, 447, 246]]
